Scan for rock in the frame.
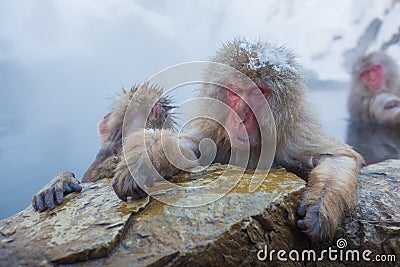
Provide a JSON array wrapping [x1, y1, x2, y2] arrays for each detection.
[[0, 244, 52, 267], [0, 164, 307, 266], [1, 161, 399, 266], [0, 179, 150, 264], [78, 165, 307, 267], [319, 159, 400, 267]]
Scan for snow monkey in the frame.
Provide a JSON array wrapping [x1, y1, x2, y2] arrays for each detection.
[[110, 39, 363, 240], [33, 39, 363, 240], [349, 51, 400, 125], [32, 83, 175, 211]]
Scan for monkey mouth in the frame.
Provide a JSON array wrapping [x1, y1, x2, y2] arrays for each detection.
[[232, 135, 256, 147], [237, 136, 253, 143]]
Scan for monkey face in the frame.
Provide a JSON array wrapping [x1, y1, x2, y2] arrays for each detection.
[[223, 78, 271, 147], [360, 63, 385, 91]]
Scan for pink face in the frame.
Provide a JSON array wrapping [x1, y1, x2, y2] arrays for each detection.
[[99, 113, 111, 136], [224, 78, 272, 147], [360, 64, 385, 91]]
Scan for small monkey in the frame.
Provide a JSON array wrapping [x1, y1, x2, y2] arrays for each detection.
[[32, 84, 174, 211], [348, 52, 400, 125]]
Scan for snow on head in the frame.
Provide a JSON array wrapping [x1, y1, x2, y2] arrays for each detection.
[[238, 40, 299, 75]]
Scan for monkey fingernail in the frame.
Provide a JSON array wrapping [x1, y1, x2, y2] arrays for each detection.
[[117, 194, 128, 201], [66, 183, 82, 193], [32, 197, 38, 210], [297, 207, 306, 217], [34, 194, 46, 211], [71, 184, 83, 193], [297, 201, 307, 216], [38, 203, 45, 212], [297, 219, 307, 230], [55, 191, 64, 205]]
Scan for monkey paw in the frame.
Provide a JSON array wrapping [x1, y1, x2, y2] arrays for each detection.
[[296, 200, 330, 240], [112, 165, 148, 201], [147, 102, 166, 128], [107, 127, 122, 143], [32, 171, 82, 212], [384, 99, 400, 110]]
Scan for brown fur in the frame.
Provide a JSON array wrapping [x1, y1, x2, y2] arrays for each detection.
[[82, 83, 175, 183], [101, 83, 175, 141], [112, 38, 364, 240], [32, 83, 174, 210], [348, 51, 400, 125]]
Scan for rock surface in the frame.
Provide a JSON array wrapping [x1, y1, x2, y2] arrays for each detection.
[[321, 159, 400, 267], [0, 164, 307, 266], [0, 179, 150, 264], [78, 165, 308, 267], [1, 161, 399, 266]]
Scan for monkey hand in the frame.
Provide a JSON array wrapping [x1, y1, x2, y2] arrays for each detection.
[[147, 102, 167, 129], [112, 161, 150, 201], [32, 171, 82, 211], [296, 155, 359, 240], [383, 98, 400, 110], [370, 93, 400, 124], [296, 200, 328, 239], [112, 129, 198, 201]]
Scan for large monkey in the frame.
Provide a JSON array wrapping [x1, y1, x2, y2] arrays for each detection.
[[110, 39, 364, 240], [348, 51, 400, 125], [32, 84, 174, 211]]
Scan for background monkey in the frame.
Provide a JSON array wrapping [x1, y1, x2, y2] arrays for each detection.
[[348, 51, 400, 125], [110, 39, 364, 240], [32, 84, 174, 211]]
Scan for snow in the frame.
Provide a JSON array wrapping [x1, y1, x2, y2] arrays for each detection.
[[238, 41, 299, 74]]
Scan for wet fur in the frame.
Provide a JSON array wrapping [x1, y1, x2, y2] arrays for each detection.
[[33, 84, 174, 211], [114, 38, 364, 240], [82, 83, 175, 182]]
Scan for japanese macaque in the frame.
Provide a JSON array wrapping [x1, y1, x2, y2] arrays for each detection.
[[33, 39, 363, 240], [111, 39, 364, 240], [348, 51, 400, 125], [32, 84, 174, 211]]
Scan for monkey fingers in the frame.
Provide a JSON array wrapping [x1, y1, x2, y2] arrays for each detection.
[[107, 127, 122, 143], [112, 162, 149, 201], [296, 203, 325, 238], [147, 103, 167, 128], [152, 103, 164, 118], [32, 171, 82, 211], [383, 99, 400, 110], [296, 200, 307, 217]]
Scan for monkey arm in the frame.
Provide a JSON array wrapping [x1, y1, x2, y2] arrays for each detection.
[[297, 153, 360, 239], [82, 127, 122, 183], [32, 171, 82, 211], [369, 93, 400, 125], [280, 128, 363, 240], [112, 129, 199, 201]]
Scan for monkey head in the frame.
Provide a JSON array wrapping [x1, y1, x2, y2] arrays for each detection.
[[352, 52, 399, 93], [360, 63, 385, 91], [202, 38, 305, 148]]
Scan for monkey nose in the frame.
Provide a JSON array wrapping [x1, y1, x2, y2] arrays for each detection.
[[235, 101, 250, 119]]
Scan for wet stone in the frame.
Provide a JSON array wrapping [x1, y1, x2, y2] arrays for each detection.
[[2, 161, 399, 266], [74, 165, 308, 267], [318, 159, 400, 267], [0, 179, 149, 264]]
